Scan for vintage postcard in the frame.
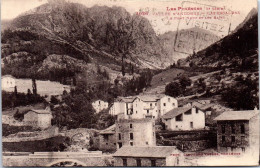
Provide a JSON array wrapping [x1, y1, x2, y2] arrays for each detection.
[[1, 0, 259, 166]]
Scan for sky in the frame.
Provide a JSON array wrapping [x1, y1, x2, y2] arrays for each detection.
[[1, 0, 258, 35]]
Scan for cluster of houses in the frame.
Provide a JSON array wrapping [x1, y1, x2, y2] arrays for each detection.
[[4, 83, 259, 166], [97, 94, 259, 166]]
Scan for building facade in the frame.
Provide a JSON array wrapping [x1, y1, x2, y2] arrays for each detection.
[[113, 146, 184, 166], [109, 94, 178, 119], [23, 109, 53, 129], [2, 75, 16, 89], [109, 96, 135, 116], [115, 118, 156, 149], [92, 100, 109, 113], [162, 106, 206, 131], [214, 110, 259, 154], [99, 124, 117, 152]]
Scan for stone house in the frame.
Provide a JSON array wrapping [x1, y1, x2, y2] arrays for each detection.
[[161, 106, 206, 131], [116, 118, 156, 149], [99, 124, 116, 152], [214, 110, 259, 154], [92, 99, 108, 113], [23, 108, 52, 129], [2, 75, 16, 89], [113, 146, 184, 166]]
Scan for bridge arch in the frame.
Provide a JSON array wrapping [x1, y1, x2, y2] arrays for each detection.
[[45, 159, 87, 167]]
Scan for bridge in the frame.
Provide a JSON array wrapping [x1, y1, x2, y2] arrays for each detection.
[[3, 151, 105, 167]]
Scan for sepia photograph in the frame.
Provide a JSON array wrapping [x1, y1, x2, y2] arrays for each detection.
[[1, 0, 259, 166]]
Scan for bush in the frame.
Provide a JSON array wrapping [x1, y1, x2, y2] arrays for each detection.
[[165, 82, 183, 97]]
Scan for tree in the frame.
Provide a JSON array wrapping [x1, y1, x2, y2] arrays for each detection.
[[32, 78, 37, 95], [14, 86, 18, 97], [165, 82, 182, 97], [51, 96, 59, 105], [221, 78, 258, 110], [179, 76, 192, 89], [121, 59, 125, 76]]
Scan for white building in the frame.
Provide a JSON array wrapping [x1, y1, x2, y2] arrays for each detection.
[[2, 75, 16, 89], [92, 100, 109, 113], [162, 106, 206, 131], [23, 108, 53, 129], [109, 94, 178, 119], [109, 96, 135, 116]]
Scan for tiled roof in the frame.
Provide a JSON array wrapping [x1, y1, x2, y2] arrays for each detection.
[[113, 146, 178, 158], [137, 95, 159, 102], [192, 102, 212, 111], [214, 110, 259, 121], [30, 109, 51, 114], [162, 107, 191, 119], [99, 124, 115, 134], [116, 96, 135, 103]]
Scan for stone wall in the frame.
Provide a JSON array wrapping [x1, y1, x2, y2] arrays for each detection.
[[216, 120, 249, 152], [114, 157, 166, 167], [99, 134, 117, 152], [3, 152, 104, 167], [162, 139, 211, 151]]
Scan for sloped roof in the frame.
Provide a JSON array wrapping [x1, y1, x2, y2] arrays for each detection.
[[2, 75, 15, 79], [162, 107, 191, 119], [116, 96, 135, 103], [192, 102, 212, 111], [113, 146, 178, 158], [99, 124, 115, 134], [29, 109, 51, 114], [214, 110, 259, 121], [137, 95, 159, 102]]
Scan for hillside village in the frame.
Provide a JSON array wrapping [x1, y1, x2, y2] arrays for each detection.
[[1, 0, 260, 167]]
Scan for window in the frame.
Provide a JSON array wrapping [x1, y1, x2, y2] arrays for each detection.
[[163, 103, 166, 106], [130, 142, 133, 146], [99, 101, 101, 105], [130, 124, 133, 128], [175, 114, 183, 121], [147, 110, 149, 114], [221, 125, 225, 134], [146, 142, 149, 145], [240, 124, 245, 134], [222, 136, 226, 143], [150, 103, 152, 107], [151, 160, 156, 166], [104, 134, 108, 141], [172, 103, 175, 106], [196, 108, 199, 113], [190, 122, 193, 128], [118, 142, 122, 148], [155, 103, 157, 106], [241, 136, 245, 143], [136, 111, 137, 114], [136, 159, 141, 167], [123, 159, 127, 166], [231, 124, 235, 134], [118, 133, 121, 140], [130, 133, 134, 140], [231, 136, 235, 143], [168, 98, 170, 102]]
